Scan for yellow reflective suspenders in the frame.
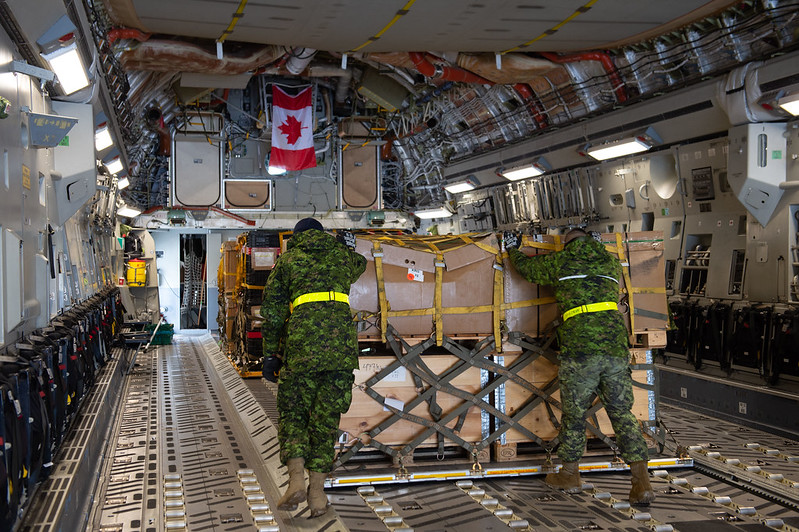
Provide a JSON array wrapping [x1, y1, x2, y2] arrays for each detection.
[[290, 291, 350, 312], [562, 301, 618, 322]]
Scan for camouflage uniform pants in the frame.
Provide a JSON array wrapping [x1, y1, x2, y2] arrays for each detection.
[[557, 355, 649, 463], [276, 369, 354, 473]]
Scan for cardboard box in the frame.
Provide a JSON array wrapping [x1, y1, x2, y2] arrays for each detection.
[[607, 231, 669, 335], [348, 232, 666, 343], [339, 354, 483, 447], [504, 235, 559, 338], [248, 247, 279, 270]]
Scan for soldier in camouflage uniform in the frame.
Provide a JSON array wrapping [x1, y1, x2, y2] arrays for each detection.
[[504, 228, 655, 505], [261, 217, 366, 517]]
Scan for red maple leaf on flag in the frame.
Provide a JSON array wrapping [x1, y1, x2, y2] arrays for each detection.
[[278, 115, 306, 145]]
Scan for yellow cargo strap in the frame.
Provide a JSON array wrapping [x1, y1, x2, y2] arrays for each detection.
[[372, 242, 389, 342], [562, 301, 619, 322], [434, 253, 444, 346], [291, 291, 349, 311], [615, 232, 635, 335], [632, 286, 666, 294], [520, 236, 562, 251], [358, 232, 562, 346], [492, 256, 504, 353]]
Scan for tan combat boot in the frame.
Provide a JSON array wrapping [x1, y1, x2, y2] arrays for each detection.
[[545, 461, 583, 493], [277, 457, 307, 510], [307, 470, 330, 518], [628, 460, 656, 505]]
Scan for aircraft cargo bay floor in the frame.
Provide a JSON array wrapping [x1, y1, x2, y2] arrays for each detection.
[[20, 334, 799, 532]]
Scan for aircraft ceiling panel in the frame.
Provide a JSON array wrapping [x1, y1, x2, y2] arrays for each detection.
[[109, 0, 738, 52]]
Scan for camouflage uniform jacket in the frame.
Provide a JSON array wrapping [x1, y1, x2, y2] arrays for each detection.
[[508, 238, 628, 359], [260, 229, 367, 373]]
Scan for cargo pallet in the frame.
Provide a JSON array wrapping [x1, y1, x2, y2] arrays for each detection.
[[335, 326, 667, 475], [325, 454, 693, 488]]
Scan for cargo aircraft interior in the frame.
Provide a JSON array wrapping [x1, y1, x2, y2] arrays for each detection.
[[1, 1, 799, 530]]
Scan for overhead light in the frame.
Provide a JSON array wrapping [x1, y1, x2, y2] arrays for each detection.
[[95, 123, 113, 151], [105, 156, 124, 175], [41, 41, 90, 95], [268, 165, 287, 175], [117, 176, 130, 190], [117, 205, 142, 218], [500, 157, 550, 181], [778, 92, 799, 116], [414, 206, 453, 219], [444, 175, 479, 194], [587, 137, 651, 160], [585, 127, 661, 161]]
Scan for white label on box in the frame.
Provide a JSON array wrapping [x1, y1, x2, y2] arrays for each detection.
[[407, 268, 423, 282], [382, 366, 406, 382], [252, 250, 276, 268], [383, 397, 405, 412]]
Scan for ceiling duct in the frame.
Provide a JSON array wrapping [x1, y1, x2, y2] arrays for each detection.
[[285, 47, 316, 75], [717, 62, 785, 125]]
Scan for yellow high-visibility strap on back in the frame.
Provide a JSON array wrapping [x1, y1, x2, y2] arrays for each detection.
[[373, 241, 389, 342], [562, 301, 618, 322], [291, 291, 349, 310]]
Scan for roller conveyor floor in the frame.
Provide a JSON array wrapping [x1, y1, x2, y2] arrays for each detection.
[[20, 334, 799, 532]]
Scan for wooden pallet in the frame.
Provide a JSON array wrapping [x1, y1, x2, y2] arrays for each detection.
[[335, 329, 659, 469], [632, 330, 667, 348]]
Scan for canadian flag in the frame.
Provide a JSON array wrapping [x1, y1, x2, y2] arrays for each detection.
[[270, 85, 316, 172]]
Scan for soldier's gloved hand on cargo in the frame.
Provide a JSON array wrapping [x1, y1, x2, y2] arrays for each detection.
[[263, 355, 282, 383], [336, 230, 357, 250], [503, 231, 521, 250]]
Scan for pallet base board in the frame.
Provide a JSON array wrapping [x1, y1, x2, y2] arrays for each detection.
[[226, 355, 263, 378], [326, 454, 693, 487]]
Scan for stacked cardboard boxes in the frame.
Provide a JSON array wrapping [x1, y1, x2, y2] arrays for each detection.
[[338, 231, 667, 461]]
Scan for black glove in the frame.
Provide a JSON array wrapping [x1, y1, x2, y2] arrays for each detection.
[[337, 230, 357, 250], [503, 231, 521, 250], [263, 356, 282, 383]]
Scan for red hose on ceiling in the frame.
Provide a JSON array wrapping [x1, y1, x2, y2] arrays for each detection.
[[538, 51, 627, 103], [409, 52, 550, 130], [512, 83, 548, 129], [107, 28, 152, 43], [408, 52, 492, 85]]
